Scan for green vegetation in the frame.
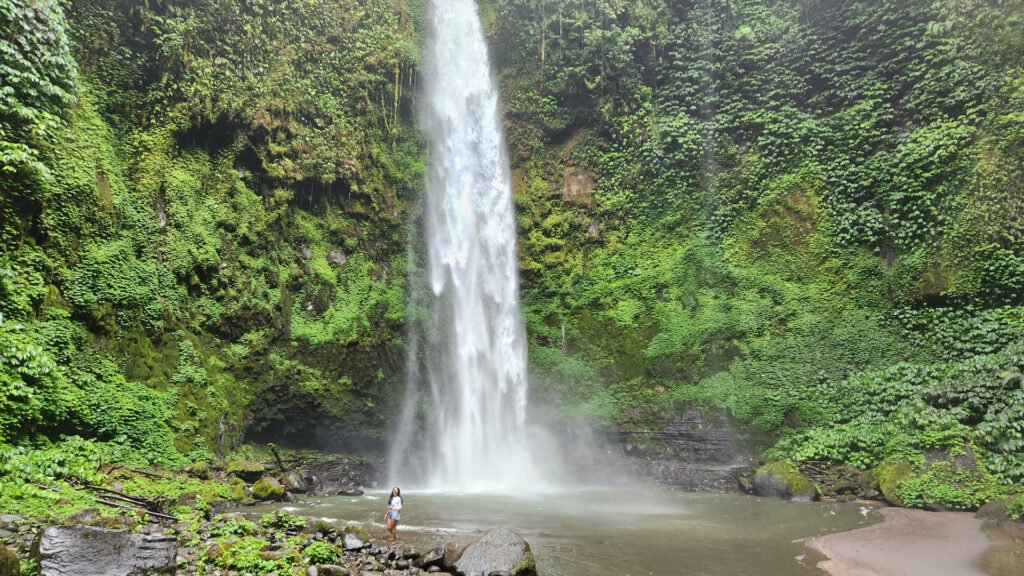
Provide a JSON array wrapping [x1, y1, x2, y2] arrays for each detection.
[[1, 0, 1022, 517], [1008, 494, 1024, 520], [259, 510, 307, 533], [1, 0, 422, 465], [487, 0, 1024, 506], [301, 541, 343, 565], [203, 535, 298, 574]]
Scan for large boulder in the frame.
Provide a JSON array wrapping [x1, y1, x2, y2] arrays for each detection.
[[32, 525, 176, 576], [225, 460, 267, 483], [281, 470, 312, 493], [447, 528, 537, 576], [874, 459, 914, 506], [976, 499, 1024, 541], [889, 444, 1000, 511], [752, 460, 819, 502], [252, 476, 285, 501]]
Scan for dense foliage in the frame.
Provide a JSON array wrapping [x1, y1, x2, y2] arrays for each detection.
[[487, 0, 1024, 495], [1, 0, 423, 461]]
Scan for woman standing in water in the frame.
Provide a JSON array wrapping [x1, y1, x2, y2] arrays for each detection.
[[386, 487, 402, 540]]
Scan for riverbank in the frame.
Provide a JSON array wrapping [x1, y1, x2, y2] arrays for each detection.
[[805, 507, 1023, 576]]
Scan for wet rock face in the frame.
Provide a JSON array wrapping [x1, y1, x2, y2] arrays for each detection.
[[449, 528, 537, 576], [616, 407, 758, 491], [32, 525, 176, 576]]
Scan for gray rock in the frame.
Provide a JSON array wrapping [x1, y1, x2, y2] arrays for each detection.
[[33, 525, 176, 576], [342, 533, 366, 551], [419, 546, 444, 568], [0, 516, 21, 531], [317, 566, 348, 576], [328, 251, 347, 267], [65, 508, 100, 525], [449, 529, 536, 576], [282, 471, 312, 494], [306, 566, 319, 576]]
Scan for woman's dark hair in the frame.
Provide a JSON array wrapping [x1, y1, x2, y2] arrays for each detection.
[[388, 486, 401, 505]]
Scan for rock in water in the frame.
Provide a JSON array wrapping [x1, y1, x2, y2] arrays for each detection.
[[33, 525, 176, 576], [752, 460, 819, 502], [282, 471, 311, 493], [449, 529, 536, 576]]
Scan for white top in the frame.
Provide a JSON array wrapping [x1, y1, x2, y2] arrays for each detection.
[[389, 496, 402, 511]]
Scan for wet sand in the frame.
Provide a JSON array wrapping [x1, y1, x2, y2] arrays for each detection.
[[805, 507, 991, 576]]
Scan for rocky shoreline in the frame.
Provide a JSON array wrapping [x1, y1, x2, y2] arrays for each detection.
[[2, 439, 1022, 576], [1, 509, 537, 576], [0, 454, 541, 576]]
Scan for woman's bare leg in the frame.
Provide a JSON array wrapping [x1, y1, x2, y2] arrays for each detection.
[[387, 518, 397, 540]]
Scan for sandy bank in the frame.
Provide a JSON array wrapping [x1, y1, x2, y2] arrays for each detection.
[[805, 507, 990, 576]]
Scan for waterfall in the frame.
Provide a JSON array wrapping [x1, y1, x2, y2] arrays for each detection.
[[387, 0, 549, 493]]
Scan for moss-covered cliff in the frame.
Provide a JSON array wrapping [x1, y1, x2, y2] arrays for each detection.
[[485, 0, 1024, 492], [1, 0, 424, 460]]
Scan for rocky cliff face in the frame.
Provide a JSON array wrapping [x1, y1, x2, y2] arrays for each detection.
[[613, 407, 758, 491]]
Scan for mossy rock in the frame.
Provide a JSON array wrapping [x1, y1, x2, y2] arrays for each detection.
[[252, 477, 285, 501], [0, 544, 18, 576], [753, 460, 819, 501], [226, 461, 267, 482], [874, 459, 914, 506], [896, 459, 1000, 511], [343, 525, 369, 543], [228, 475, 248, 500], [189, 461, 212, 480], [737, 476, 753, 494]]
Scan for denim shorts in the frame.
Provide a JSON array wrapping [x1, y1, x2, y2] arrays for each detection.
[[387, 510, 400, 521]]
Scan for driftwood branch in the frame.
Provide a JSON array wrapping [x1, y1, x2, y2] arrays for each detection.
[[85, 485, 158, 508], [93, 499, 178, 522], [126, 467, 168, 479], [267, 443, 287, 473]]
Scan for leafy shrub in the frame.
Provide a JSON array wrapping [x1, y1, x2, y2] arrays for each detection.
[[259, 511, 307, 532], [896, 461, 1001, 511], [209, 536, 295, 574], [1008, 494, 1024, 520], [301, 541, 342, 564], [208, 518, 258, 538]]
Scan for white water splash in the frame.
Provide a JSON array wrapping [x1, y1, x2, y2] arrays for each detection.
[[388, 0, 551, 493]]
